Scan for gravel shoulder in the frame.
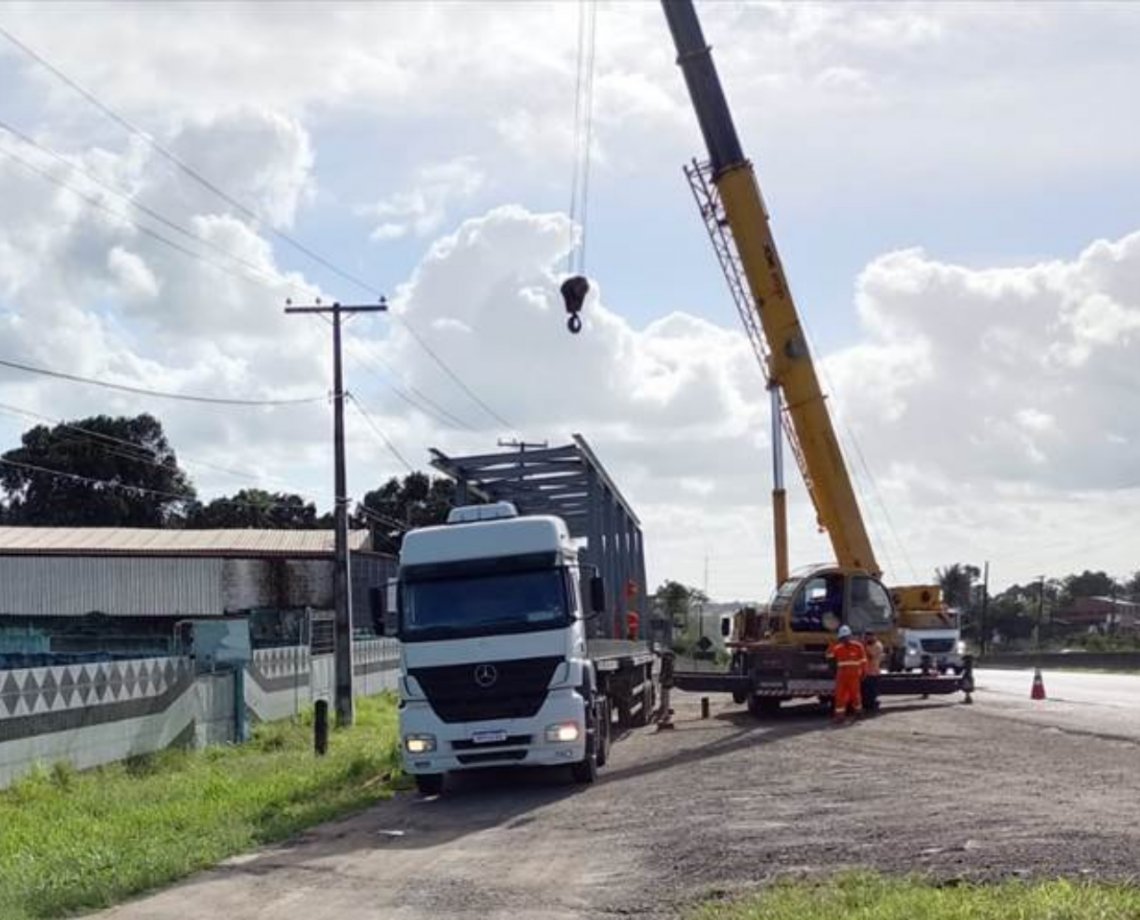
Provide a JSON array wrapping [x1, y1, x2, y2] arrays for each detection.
[[94, 690, 1140, 920]]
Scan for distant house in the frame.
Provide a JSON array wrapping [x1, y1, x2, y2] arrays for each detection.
[[0, 528, 395, 663], [1059, 596, 1140, 633]]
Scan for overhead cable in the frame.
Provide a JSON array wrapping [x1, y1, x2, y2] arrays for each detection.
[[0, 25, 513, 431], [346, 392, 414, 473], [0, 356, 326, 406]]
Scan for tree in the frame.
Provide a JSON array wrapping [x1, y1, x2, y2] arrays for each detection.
[[353, 472, 457, 553], [187, 489, 321, 529], [1127, 571, 1140, 600], [0, 414, 195, 527], [652, 580, 708, 654], [936, 563, 980, 610], [1060, 570, 1120, 606]]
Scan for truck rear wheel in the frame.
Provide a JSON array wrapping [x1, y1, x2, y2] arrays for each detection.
[[748, 695, 781, 718], [414, 773, 444, 796]]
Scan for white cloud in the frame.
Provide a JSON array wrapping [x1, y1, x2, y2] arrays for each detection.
[[2, 0, 1140, 601], [363, 157, 485, 241]]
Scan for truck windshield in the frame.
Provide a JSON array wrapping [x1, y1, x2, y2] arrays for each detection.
[[402, 569, 570, 642]]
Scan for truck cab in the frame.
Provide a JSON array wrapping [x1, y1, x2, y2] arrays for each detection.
[[390, 501, 606, 795]]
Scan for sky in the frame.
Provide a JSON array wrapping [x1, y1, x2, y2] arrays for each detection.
[[1, 0, 1139, 601]]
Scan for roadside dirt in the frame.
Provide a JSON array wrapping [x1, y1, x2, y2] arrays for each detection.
[[96, 692, 1140, 920]]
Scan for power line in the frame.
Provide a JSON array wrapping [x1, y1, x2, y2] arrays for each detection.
[[0, 140, 313, 303], [0, 455, 198, 504], [0, 399, 274, 483], [0, 25, 513, 431], [393, 319, 514, 429], [347, 392, 414, 473], [0, 453, 354, 522], [0, 119, 316, 302], [0, 356, 326, 406], [345, 338, 476, 432]]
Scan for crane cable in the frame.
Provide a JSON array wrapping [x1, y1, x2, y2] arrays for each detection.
[[561, 0, 597, 334]]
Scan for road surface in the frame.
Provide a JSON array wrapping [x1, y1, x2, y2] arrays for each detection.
[[974, 667, 1140, 740], [94, 686, 1140, 920]]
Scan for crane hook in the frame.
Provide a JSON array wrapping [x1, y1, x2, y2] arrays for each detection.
[[561, 275, 589, 335]]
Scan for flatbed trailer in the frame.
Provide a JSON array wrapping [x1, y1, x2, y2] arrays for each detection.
[[588, 639, 661, 730]]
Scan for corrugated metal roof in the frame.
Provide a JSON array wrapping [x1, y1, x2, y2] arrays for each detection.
[[0, 527, 371, 558]]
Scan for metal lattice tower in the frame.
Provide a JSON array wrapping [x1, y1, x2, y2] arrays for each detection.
[[683, 158, 820, 522]]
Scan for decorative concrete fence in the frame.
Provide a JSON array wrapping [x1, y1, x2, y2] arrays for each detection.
[[0, 638, 400, 788]]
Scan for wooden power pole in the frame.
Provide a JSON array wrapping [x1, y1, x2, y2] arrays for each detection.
[[286, 297, 387, 727]]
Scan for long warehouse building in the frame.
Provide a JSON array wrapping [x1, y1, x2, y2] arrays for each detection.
[[0, 528, 395, 664]]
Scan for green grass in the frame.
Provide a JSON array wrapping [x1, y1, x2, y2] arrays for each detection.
[[693, 874, 1140, 920], [0, 695, 401, 919]]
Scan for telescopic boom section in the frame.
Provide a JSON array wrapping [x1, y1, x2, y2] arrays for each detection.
[[662, 0, 879, 577]]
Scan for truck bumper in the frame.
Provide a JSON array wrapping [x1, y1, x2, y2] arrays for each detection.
[[400, 687, 587, 775]]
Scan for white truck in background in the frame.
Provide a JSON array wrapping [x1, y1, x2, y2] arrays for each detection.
[[385, 501, 660, 796], [899, 608, 965, 674]]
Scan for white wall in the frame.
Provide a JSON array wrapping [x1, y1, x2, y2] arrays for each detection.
[[0, 640, 401, 788]]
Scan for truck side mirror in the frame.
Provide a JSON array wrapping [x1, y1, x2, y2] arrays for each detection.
[[720, 618, 731, 638], [589, 575, 606, 614]]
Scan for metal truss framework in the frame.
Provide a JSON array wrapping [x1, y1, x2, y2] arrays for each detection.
[[429, 435, 647, 637]]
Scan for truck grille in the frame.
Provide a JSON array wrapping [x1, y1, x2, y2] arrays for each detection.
[[920, 638, 954, 654], [451, 734, 532, 750], [457, 750, 528, 766], [410, 656, 562, 724]]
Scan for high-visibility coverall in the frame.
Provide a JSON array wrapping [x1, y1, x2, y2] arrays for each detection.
[[826, 639, 867, 716]]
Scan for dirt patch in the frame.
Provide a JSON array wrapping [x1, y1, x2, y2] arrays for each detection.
[[95, 693, 1140, 920]]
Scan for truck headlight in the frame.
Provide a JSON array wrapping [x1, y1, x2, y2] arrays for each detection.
[[545, 722, 580, 743], [404, 734, 436, 754], [956, 641, 967, 654]]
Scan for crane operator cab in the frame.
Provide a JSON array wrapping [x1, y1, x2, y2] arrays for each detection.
[[772, 566, 896, 642]]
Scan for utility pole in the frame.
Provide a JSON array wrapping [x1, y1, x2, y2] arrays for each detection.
[[979, 560, 990, 657], [285, 297, 388, 728], [498, 438, 548, 452]]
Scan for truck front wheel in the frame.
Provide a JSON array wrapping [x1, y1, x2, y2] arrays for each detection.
[[572, 701, 601, 784], [571, 755, 598, 784], [595, 700, 610, 768], [414, 773, 444, 796]]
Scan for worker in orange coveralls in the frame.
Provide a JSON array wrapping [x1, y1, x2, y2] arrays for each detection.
[[826, 625, 867, 723]]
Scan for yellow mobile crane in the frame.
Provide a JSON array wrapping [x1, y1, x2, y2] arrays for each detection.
[[662, 0, 973, 712]]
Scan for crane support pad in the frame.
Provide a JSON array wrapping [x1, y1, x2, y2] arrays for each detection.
[[878, 673, 967, 696]]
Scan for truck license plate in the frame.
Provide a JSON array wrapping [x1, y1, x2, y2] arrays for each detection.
[[471, 730, 507, 745]]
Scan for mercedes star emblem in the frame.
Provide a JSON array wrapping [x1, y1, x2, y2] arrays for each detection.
[[473, 663, 498, 688]]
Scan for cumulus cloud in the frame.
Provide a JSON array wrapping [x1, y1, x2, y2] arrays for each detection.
[[2, 0, 1140, 600], [829, 233, 1140, 492], [363, 157, 485, 241]]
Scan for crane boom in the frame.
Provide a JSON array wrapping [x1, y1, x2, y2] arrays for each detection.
[[662, 0, 879, 578]]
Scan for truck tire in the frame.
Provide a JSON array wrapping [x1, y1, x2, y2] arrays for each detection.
[[747, 695, 781, 718], [595, 699, 610, 768], [572, 699, 600, 784], [571, 756, 598, 784], [414, 773, 444, 796]]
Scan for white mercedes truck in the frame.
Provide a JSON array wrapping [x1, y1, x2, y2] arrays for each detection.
[[386, 501, 659, 796]]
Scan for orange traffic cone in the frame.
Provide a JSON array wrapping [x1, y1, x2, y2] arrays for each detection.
[[1030, 667, 1046, 700]]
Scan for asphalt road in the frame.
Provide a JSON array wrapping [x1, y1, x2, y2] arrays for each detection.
[[93, 684, 1140, 920], [974, 666, 1140, 740]]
